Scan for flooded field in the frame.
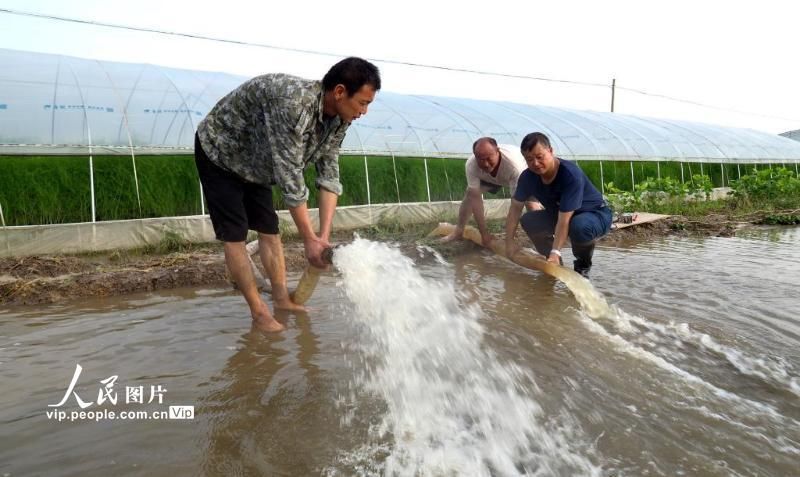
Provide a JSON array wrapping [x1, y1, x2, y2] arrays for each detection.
[[1, 226, 798, 476]]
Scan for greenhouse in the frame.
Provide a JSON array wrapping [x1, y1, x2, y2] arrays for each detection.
[[782, 129, 800, 142], [2, 47, 800, 254]]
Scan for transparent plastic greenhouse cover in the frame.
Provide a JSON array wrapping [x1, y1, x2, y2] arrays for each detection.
[[782, 129, 800, 142], [2, 48, 800, 163]]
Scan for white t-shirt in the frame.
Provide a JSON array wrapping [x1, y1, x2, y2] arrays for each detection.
[[465, 144, 527, 196]]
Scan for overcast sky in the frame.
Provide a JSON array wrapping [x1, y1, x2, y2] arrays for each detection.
[[1, 0, 798, 134]]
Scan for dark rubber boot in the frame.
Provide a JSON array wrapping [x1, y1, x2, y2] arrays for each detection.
[[571, 241, 595, 278]]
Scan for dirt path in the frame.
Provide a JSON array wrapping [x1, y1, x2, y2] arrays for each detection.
[[0, 213, 773, 307]]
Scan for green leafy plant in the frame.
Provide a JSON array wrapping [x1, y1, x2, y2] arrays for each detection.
[[730, 167, 800, 209], [605, 174, 715, 213], [689, 174, 714, 200], [759, 213, 800, 225], [604, 181, 640, 213]]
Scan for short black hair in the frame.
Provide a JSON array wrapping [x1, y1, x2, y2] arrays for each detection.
[[322, 57, 381, 96], [520, 132, 552, 153], [472, 137, 497, 153]]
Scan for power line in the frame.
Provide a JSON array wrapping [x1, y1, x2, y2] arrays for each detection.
[[0, 7, 605, 88], [615, 85, 800, 123], [1, 7, 798, 124]]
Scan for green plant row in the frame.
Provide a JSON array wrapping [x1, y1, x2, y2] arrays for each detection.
[[0, 155, 471, 225], [573, 160, 776, 194], [0, 155, 202, 226], [0, 154, 796, 226], [604, 166, 800, 214]]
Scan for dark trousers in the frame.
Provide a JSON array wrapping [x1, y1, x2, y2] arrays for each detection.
[[519, 207, 612, 265]]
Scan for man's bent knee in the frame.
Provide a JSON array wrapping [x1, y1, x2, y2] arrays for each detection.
[[520, 210, 554, 235]]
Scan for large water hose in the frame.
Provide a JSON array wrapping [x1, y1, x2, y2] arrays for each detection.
[[290, 247, 335, 305], [246, 237, 334, 305], [429, 223, 611, 318], [290, 265, 323, 305], [291, 224, 611, 318]]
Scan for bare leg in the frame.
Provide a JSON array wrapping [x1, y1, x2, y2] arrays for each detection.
[[223, 241, 285, 332], [258, 233, 307, 312]]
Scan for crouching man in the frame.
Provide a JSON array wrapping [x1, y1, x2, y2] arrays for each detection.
[[505, 132, 612, 277], [442, 137, 541, 247]]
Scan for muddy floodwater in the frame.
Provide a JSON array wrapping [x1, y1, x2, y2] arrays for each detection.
[[1, 226, 799, 476]]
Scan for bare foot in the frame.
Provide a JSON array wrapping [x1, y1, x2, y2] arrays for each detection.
[[252, 307, 285, 333], [275, 298, 308, 313]]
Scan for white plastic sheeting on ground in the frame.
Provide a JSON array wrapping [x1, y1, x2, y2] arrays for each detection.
[[0, 200, 511, 257], [2, 48, 800, 163]]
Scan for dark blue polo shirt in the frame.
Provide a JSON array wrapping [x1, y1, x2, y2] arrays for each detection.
[[513, 159, 604, 213]]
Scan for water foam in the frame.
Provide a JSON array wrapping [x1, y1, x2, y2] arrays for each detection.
[[576, 307, 800, 458], [329, 237, 599, 476], [610, 308, 800, 398]]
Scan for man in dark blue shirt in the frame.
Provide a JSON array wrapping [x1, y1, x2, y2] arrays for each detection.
[[505, 132, 612, 277]]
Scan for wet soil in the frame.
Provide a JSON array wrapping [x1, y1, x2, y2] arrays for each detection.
[[0, 213, 777, 306]]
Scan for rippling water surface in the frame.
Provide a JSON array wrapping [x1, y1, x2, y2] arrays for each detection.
[[1, 226, 798, 476]]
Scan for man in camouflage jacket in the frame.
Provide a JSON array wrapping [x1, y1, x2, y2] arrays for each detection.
[[195, 57, 381, 332]]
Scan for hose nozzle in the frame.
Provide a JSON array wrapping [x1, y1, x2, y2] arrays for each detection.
[[321, 245, 340, 265]]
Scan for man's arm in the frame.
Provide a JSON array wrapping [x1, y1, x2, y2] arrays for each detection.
[[289, 202, 330, 268], [264, 98, 328, 266], [265, 97, 314, 208], [504, 198, 525, 258], [549, 210, 574, 264], [288, 188, 337, 268], [317, 187, 338, 242], [441, 190, 471, 242], [314, 128, 345, 244], [549, 166, 583, 264], [468, 188, 492, 246], [292, 176, 340, 267]]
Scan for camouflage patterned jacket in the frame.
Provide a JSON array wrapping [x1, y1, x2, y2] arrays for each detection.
[[196, 73, 348, 208]]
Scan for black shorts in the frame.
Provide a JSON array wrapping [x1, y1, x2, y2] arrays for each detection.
[[194, 133, 279, 242]]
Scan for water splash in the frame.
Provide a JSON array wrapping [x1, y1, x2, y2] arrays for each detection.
[[605, 308, 800, 399], [328, 237, 599, 476], [576, 307, 800, 458]]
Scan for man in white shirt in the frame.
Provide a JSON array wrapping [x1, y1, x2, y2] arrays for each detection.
[[442, 137, 542, 247]]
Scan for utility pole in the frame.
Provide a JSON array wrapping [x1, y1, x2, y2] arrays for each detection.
[[610, 78, 616, 112]]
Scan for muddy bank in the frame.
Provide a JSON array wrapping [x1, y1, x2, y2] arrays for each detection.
[[0, 213, 779, 306]]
